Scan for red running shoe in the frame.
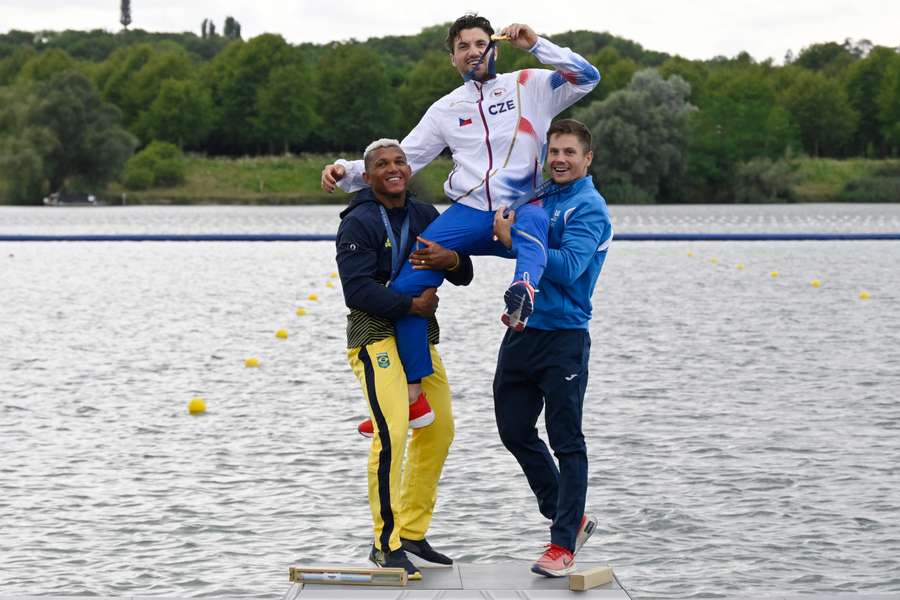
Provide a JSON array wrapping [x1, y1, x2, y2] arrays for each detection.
[[531, 543, 576, 577], [357, 393, 434, 438]]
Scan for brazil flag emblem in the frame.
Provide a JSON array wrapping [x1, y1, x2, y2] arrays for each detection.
[[376, 352, 390, 369]]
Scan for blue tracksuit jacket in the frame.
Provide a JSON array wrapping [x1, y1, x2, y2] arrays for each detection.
[[527, 175, 612, 331]]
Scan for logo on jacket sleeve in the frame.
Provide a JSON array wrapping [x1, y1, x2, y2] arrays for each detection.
[[459, 117, 473, 127], [376, 352, 391, 368]]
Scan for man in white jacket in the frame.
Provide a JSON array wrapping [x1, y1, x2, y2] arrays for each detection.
[[322, 14, 600, 406]]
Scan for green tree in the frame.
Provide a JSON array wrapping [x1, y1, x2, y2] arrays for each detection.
[[733, 157, 796, 202], [396, 50, 460, 131], [17, 48, 77, 82], [224, 17, 242, 39], [844, 47, 897, 156], [316, 44, 400, 151], [793, 41, 857, 75], [0, 46, 37, 85], [254, 64, 316, 154], [658, 56, 708, 103], [0, 86, 54, 203], [95, 43, 195, 130], [0, 71, 136, 202], [123, 140, 186, 189], [876, 55, 900, 155], [586, 47, 638, 102], [135, 78, 214, 148], [685, 64, 799, 200], [206, 34, 294, 152], [34, 71, 137, 191], [120, 0, 132, 30], [574, 69, 695, 202], [780, 69, 857, 156]]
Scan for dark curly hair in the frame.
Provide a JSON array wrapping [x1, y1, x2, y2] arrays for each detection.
[[445, 13, 494, 52]]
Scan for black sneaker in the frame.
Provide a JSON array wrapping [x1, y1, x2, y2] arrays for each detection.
[[369, 544, 422, 580], [401, 537, 453, 567]]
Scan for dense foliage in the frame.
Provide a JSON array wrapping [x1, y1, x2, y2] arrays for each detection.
[[0, 25, 898, 204]]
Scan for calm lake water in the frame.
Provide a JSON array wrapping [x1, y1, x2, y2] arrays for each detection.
[[1, 204, 899, 598]]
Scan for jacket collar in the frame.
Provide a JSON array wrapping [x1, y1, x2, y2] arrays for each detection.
[[466, 74, 500, 96], [547, 175, 594, 201], [340, 187, 411, 219]]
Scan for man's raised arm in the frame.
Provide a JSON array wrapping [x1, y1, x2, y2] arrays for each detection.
[[321, 106, 447, 194]]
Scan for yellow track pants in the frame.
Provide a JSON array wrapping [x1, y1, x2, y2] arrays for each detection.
[[347, 337, 454, 552]]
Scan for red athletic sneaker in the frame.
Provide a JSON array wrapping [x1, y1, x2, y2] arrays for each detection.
[[357, 419, 375, 438], [531, 543, 576, 577], [408, 393, 435, 428], [357, 393, 435, 438]]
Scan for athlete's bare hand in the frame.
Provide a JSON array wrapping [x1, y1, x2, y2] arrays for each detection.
[[409, 288, 439, 318], [493, 207, 516, 249], [410, 236, 459, 271], [321, 163, 346, 193], [499, 23, 538, 51]]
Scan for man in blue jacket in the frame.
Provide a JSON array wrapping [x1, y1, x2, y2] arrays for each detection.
[[337, 139, 474, 580], [492, 119, 613, 578]]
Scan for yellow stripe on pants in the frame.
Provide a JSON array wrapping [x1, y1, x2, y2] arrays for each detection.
[[347, 337, 454, 552]]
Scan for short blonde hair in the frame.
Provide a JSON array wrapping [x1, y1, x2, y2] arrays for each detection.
[[363, 138, 403, 172]]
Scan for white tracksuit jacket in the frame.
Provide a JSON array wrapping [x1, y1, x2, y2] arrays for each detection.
[[336, 37, 601, 212]]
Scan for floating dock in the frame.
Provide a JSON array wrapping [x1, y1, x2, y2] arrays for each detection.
[[286, 562, 629, 599]]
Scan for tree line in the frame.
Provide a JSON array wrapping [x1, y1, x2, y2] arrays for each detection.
[[0, 25, 898, 204]]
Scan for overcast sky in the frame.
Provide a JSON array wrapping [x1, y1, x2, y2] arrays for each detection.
[[2, 0, 897, 62]]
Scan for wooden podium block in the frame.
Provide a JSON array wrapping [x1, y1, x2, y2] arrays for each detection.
[[569, 565, 614, 591]]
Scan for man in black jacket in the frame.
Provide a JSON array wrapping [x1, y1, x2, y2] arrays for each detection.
[[336, 139, 473, 580]]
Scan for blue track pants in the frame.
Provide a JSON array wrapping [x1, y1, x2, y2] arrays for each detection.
[[391, 201, 548, 381], [493, 328, 590, 552]]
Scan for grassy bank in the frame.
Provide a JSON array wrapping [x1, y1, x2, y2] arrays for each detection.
[[4, 154, 899, 205], [790, 157, 900, 202], [111, 154, 900, 204], [105, 154, 454, 205]]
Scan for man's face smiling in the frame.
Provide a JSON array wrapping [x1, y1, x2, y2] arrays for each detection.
[[363, 146, 412, 202], [547, 133, 593, 185], [450, 27, 494, 81]]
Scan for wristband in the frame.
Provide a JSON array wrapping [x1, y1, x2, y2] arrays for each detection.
[[447, 251, 461, 272]]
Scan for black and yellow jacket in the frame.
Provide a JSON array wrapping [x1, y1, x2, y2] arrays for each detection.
[[336, 188, 474, 348]]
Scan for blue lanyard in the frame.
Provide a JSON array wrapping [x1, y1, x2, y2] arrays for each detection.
[[503, 179, 568, 216], [378, 204, 411, 284], [463, 40, 497, 82]]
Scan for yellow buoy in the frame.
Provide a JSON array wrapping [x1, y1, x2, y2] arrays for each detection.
[[709, 257, 719, 264], [859, 291, 871, 300], [296, 307, 307, 316], [245, 357, 260, 368], [736, 263, 745, 270], [308, 293, 319, 301], [810, 279, 822, 288], [276, 329, 289, 339], [325, 281, 334, 288], [770, 271, 779, 278], [687, 251, 695, 257], [330, 271, 338, 278], [188, 397, 206, 415]]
